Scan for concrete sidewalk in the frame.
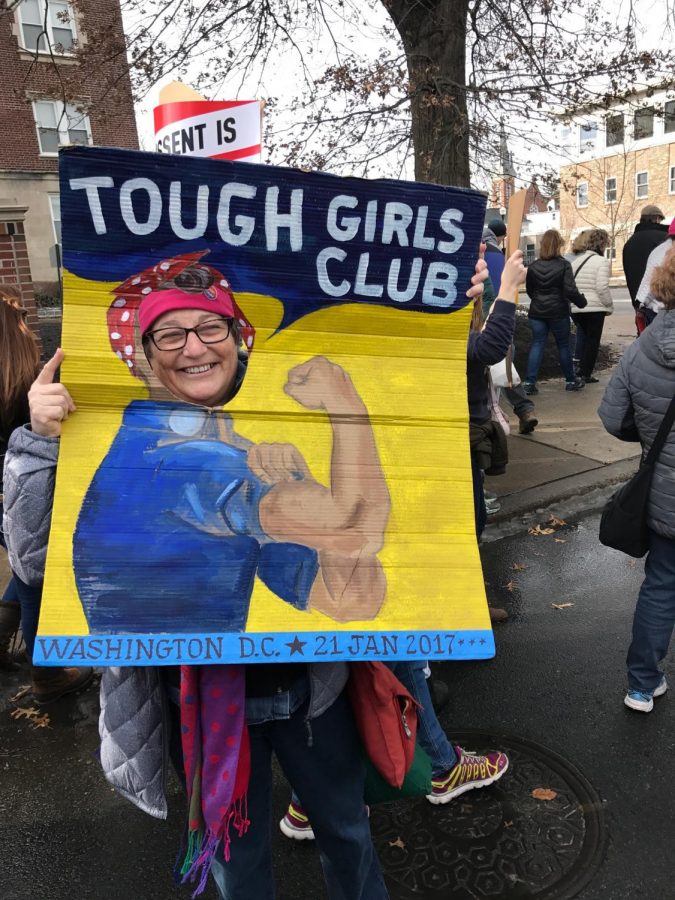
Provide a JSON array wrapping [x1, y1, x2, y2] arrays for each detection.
[[484, 370, 639, 528], [482, 298, 639, 530]]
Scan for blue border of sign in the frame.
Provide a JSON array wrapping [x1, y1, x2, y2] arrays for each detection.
[[33, 629, 495, 666]]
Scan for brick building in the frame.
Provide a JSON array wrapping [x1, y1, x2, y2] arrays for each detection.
[[0, 0, 138, 321], [559, 86, 675, 275]]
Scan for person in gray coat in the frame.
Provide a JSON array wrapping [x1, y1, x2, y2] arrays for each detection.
[[598, 247, 675, 713]]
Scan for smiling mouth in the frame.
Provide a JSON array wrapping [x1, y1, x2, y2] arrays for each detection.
[[182, 363, 217, 375]]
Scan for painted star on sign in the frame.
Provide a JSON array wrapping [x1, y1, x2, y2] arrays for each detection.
[[286, 635, 307, 656]]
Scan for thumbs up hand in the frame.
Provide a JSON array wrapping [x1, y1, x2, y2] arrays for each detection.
[[28, 349, 76, 437]]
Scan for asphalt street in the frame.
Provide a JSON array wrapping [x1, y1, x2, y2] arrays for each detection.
[[2, 510, 672, 900]]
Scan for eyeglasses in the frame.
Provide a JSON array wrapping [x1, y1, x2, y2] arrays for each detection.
[[144, 317, 234, 351]]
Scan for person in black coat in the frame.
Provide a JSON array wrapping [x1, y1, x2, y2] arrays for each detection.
[[622, 205, 668, 309], [523, 229, 587, 393]]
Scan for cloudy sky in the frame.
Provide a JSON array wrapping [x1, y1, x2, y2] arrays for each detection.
[[125, 0, 674, 189]]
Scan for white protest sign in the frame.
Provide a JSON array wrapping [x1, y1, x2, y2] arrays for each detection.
[[153, 99, 261, 162]]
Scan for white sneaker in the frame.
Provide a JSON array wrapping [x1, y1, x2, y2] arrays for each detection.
[[624, 677, 668, 713]]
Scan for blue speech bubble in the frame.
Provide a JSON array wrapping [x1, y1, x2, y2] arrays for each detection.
[[60, 146, 486, 330]]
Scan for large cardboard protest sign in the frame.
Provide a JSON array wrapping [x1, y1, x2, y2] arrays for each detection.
[[34, 145, 490, 667]]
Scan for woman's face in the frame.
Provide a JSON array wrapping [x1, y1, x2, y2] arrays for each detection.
[[144, 308, 239, 407]]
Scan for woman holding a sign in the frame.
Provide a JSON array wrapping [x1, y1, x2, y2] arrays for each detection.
[[4, 245, 492, 898], [4, 253, 398, 900]]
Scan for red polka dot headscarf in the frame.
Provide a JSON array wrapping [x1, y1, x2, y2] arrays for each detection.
[[107, 250, 255, 374]]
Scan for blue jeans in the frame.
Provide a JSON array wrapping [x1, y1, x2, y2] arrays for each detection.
[[2, 574, 19, 605], [0, 502, 42, 655], [471, 452, 487, 540], [526, 317, 575, 384], [210, 691, 388, 900], [387, 660, 458, 776], [627, 530, 675, 693], [0, 505, 17, 603], [10, 574, 42, 658], [502, 383, 534, 417]]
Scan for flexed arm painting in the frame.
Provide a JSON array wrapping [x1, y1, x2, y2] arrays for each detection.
[[73, 252, 390, 635]]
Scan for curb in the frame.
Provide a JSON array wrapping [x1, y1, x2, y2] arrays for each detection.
[[482, 456, 638, 543]]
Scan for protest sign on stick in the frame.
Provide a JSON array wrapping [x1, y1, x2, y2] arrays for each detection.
[[154, 81, 261, 162]]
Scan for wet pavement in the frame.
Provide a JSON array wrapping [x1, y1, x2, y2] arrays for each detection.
[[2, 512, 674, 899]]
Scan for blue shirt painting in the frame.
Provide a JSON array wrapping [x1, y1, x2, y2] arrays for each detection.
[[73, 400, 319, 634]]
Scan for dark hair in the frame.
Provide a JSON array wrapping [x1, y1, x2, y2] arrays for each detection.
[[584, 228, 609, 255], [571, 231, 590, 254], [539, 229, 564, 260], [0, 287, 40, 434]]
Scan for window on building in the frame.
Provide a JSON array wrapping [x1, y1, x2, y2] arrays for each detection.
[[560, 124, 572, 154], [669, 165, 675, 194], [48, 194, 61, 244], [605, 243, 616, 261], [605, 114, 624, 147], [579, 120, 597, 152], [17, 0, 75, 53], [634, 107, 655, 140], [33, 100, 91, 154], [576, 182, 589, 208], [665, 100, 675, 134], [525, 242, 536, 265], [636, 171, 649, 199], [605, 177, 617, 203]]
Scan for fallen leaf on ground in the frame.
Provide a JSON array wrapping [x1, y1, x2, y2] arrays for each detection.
[[553, 538, 567, 543], [512, 563, 528, 571], [528, 525, 555, 535], [31, 713, 51, 729], [503, 581, 515, 592], [504, 820, 513, 827], [548, 516, 567, 527], [10, 706, 51, 729], [551, 602, 575, 610], [9, 685, 31, 703], [532, 788, 557, 801], [388, 837, 406, 849]]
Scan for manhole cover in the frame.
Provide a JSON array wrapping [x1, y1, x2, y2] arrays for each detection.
[[371, 730, 607, 900]]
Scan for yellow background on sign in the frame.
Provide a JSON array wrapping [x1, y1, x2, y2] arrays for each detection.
[[40, 269, 488, 636]]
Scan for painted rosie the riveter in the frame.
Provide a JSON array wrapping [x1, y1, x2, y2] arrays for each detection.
[[73, 251, 391, 635]]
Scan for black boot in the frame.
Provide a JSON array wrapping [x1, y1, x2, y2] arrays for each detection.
[[428, 674, 450, 714], [0, 601, 21, 671], [31, 666, 94, 704]]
